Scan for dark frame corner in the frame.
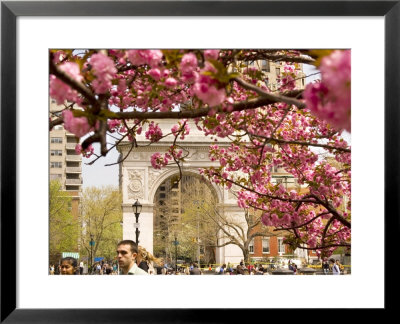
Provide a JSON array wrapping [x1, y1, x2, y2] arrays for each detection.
[[1, 1, 399, 322]]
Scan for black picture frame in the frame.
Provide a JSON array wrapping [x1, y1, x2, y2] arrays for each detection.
[[1, 0, 398, 322]]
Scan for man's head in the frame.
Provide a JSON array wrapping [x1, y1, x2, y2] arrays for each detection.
[[329, 258, 335, 264], [117, 240, 138, 274]]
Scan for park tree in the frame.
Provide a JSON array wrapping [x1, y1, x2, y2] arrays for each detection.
[[50, 49, 351, 257], [79, 186, 122, 264], [49, 180, 79, 262], [191, 201, 276, 264]]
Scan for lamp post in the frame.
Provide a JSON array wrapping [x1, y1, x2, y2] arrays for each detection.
[[193, 200, 202, 266], [173, 236, 179, 271], [132, 199, 142, 245], [89, 234, 95, 274]]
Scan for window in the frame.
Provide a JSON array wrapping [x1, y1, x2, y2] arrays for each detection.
[[261, 60, 270, 72], [276, 67, 280, 76], [249, 239, 255, 254], [51, 162, 62, 168], [54, 125, 64, 130], [159, 193, 166, 199], [50, 150, 62, 156], [262, 238, 270, 254], [278, 237, 285, 254], [51, 137, 62, 143]]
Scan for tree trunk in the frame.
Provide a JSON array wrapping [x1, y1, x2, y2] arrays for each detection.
[[243, 250, 250, 264]]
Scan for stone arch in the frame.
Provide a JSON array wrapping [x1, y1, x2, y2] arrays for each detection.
[[148, 168, 224, 205]]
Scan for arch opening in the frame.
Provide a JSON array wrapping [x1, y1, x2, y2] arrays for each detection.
[[152, 172, 220, 266]]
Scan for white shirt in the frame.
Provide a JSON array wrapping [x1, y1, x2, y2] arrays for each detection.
[[332, 264, 341, 275]]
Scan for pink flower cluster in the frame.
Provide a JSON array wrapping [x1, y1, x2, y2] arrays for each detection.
[[171, 120, 190, 140], [180, 53, 198, 84], [90, 53, 117, 94], [192, 62, 226, 107], [150, 152, 171, 169], [304, 50, 351, 132], [126, 50, 163, 68], [50, 62, 83, 105], [62, 110, 97, 138], [145, 122, 163, 142]]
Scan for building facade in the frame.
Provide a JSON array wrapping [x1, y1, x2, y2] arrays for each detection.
[[49, 101, 82, 224]]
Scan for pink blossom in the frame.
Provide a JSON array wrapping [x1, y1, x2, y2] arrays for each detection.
[[127, 50, 163, 68], [90, 53, 117, 94], [165, 77, 177, 88], [145, 122, 163, 142], [192, 83, 226, 107], [304, 50, 351, 132], [150, 152, 170, 169], [180, 53, 198, 74], [49, 62, 83, 105], [126, 50, 147, 66], [148, 68, 161, 80], [204, 50, 219, 60], [62, 110, 94, 138]]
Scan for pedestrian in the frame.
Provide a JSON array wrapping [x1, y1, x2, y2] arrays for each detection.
[[190, 263, 202, 275], [322, 260, 330, 275], [336, 260, 344, 274], [60, 257, 78, 275], [116, 240, 148, 275], [292, 262, 297, 275], [330, 258, 340, 275], [236, 261, 245, 275], [79, 261, 84, 275]]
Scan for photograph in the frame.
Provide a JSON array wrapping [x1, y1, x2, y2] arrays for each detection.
[[49, 49, 351, 277], [2, 0, 397, 321]]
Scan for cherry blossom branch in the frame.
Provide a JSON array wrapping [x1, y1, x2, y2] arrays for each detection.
[[233, 77, 306, 109], [250, 133, 351, 153], [49, 56, 97, 105]]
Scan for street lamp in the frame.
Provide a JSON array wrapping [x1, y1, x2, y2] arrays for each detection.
[[193, 200, 204, 266], [132, 199, 142, 245], [173, 236, 179, 271], [89, 234, 95, 274]]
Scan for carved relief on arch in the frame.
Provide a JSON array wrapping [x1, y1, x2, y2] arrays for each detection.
[[127, 169, 144, 200], [148, 168, 166, 192]]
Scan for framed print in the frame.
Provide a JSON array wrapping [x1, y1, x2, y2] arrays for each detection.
[[1, 0, 399, 322]]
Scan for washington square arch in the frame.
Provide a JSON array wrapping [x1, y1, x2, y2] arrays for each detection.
[[117, 119, 247, 265]]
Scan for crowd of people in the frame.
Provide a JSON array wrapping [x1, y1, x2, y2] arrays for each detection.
[[50, 240, 346, 275]]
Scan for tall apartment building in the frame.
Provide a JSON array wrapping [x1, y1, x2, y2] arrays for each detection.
[[49, 100, 82, 215]]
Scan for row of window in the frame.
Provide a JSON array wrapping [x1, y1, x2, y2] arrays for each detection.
[[51, 162, 62, 168], [248, 237, 285, 254], [51, 137, 63, 143], [50, 150, 62, 156]]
